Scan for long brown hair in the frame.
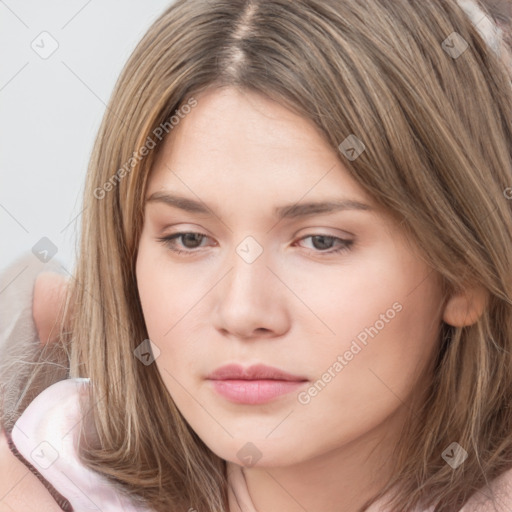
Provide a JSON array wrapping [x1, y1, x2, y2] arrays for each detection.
[[2, 0, 512, 510]]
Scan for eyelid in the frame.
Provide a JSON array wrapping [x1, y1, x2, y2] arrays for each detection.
[[294, 225, 356, 238]]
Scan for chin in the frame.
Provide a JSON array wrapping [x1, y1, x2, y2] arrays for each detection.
[[204, 435, 308, 468]]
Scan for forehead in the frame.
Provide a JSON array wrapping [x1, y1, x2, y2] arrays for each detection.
[[147, 87, 374, 208]]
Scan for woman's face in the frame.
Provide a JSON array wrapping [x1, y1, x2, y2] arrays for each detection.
[[136, 86, 445, 468]]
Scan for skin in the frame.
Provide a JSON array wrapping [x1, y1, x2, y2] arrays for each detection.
[[135, 86, 475, 512], [0, 429, 62, 512]]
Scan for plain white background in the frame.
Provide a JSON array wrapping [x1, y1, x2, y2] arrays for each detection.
[[0, 0, 174, 273]]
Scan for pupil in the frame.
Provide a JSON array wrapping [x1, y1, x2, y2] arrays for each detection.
[[184, 233, 201, 248], [313, 235, 331, 250]]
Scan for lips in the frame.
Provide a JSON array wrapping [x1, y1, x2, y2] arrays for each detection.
[[206, 363, 307, 382], [206, 364, 308, 405]]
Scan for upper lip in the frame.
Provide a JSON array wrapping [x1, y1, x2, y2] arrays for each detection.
[[206, 364, 308, 382]]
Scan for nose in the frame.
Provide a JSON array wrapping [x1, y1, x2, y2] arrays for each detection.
[[212, 243, 291, 341]]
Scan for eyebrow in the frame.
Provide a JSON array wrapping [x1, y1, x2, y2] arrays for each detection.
[[145, 192, 373, 219]]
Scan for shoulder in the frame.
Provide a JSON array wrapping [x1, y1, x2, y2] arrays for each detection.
[[0, 429, 62, 511], [461, 465, 512, 511]]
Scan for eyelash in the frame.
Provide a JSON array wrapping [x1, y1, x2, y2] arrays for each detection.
[[156, 232, 354, 256]]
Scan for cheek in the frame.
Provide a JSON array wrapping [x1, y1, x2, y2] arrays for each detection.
[[312, 259, 443, 411], [309, 241, 443, 387], [135, 236, 204, 380], [136, 236, 194, 338], [294, 277, 442, 451], [312, 247, 438, 347]]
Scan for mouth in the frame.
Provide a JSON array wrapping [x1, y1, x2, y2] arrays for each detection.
[[206, 363, 308, 405]]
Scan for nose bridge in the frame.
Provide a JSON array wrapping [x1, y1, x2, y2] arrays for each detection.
[[225, 234, 272, 304], [213, 234, 288, 338]]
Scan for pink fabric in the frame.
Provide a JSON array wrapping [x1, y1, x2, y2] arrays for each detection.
[[10, 378, 152, 511]]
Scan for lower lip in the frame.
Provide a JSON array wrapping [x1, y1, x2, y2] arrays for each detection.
[[208, 379, 306, 404]]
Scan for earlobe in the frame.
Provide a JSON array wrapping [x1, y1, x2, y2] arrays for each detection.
[[442, 284, 489, 327]]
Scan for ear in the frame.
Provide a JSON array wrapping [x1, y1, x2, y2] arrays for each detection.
[[442, 284, 489, 327]]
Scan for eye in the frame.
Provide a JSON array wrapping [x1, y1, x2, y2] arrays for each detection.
[[157, 232, 211, 254], [157, 232, 354, 256], [295, 234, 354, 254]]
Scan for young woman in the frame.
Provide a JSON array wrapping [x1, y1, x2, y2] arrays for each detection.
[[2, 0, 512, 510]]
